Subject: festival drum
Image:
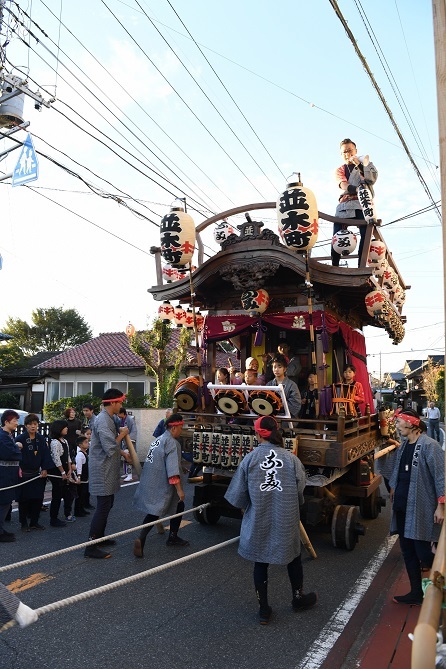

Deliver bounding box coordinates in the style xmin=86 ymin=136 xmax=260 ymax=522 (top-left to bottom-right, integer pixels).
xmin=331 ymin=383 xmax=356 ymax=417
xmin=214 ymin=388 xmax=247 ymax=415
xmin=248 ymin=389 xmax=283 ymax=416
xmin=174 ymin=377 xmax=200 ymax=411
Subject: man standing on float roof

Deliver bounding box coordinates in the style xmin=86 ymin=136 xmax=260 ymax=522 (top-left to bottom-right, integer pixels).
xmin=332 ymin=138 xmax=378 ymax=267
xmin=84 ymin=388 xmax=132 ymax=560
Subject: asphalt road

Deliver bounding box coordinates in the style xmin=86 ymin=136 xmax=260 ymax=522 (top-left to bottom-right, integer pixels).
xmin=0 ymin=481 xmax=393 ymax=669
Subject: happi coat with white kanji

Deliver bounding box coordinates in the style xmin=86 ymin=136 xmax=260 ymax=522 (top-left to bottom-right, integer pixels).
xmin=133 ymin=430 xmax=182 ymax=517
xmin=389 ymin=432 xmax=445 ymax=542
xmin=225 ymin=442 xmax=306 ymax=564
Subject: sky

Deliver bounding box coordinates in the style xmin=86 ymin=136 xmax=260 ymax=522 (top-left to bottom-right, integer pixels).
xmin=0 ymin=0 xmax=443 ymax=378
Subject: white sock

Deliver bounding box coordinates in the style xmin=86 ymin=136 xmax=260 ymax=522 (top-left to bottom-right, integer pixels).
xmin=14 ymin=602 xmax=38 ymax=628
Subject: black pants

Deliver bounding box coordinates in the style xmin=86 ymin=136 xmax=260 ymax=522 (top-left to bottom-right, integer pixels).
xmin=253 ymin=554 xmax=303 ymax=590
xmin=88 ymin=494 xmax=114 ymax=539
xmin=74 ymin=480 xmax=89 ymax=514
xmin=331 ymin=210 xmax=366 ymax=267
xmin=50 ymin=478 xmax=73 ymax=520
xmin=395 ymin=510 xmax=434 ymax=592
xmin=19 ymin=498 xmax=43 ymax=526
xmin=139 ymin=501 xmax=184 ymax=543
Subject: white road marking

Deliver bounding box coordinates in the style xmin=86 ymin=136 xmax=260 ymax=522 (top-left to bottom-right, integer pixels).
xmin=295 ymin=535 xmax=398 ymax=669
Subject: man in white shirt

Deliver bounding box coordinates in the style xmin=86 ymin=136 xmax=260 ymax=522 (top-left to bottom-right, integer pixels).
xmin=427 ymin=401 xmax=441 ymax=442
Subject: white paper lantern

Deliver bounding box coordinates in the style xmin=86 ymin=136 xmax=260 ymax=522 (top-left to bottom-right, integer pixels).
xmin=173 ymin=305 xmax=187 ymax=327
xmin=158 ymin=300 xmax=175 ymax=324
xmin=213 ymin=219 xmax=238 ymax=244
xmin=368 ymin=240 xmax=387 ymax=263
xmin=332 ymin=229 xmax=357 ymax=256
xmin=277 ymin=175 xmax=318 ymax=251
xmin=383 ymin=268 xmax=398 ymax=290
xmin=369 ymin=258 xmax=388 ymax=278
xmin=160 ymin=200 xmax=196 ymax=267
xmin=365 ymin=290 xmax=387 ymax=316
xmin=241 ymin=289 xmax=270 ymax=316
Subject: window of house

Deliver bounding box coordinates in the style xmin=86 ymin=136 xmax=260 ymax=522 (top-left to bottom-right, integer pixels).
xmin=77 ymin=382 xmax=91 ymax=396
xmin=110 ymin=382 xmax=127 ymax=393
xmin=47 ymin=381 xmax=59 ymax=402
xmin=60 ymin=382 xmax=74 ymax=399
xmin=92 ymin=382 xmax=106 ymax=398
xmin=128 ymin=382 xmax=145 ymax=398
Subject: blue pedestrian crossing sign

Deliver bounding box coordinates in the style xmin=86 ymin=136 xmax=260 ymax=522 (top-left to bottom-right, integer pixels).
xmin=12 ymin=133 xmax=39 ymax=187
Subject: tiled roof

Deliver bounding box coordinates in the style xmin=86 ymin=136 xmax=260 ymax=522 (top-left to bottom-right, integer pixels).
xmin=36 ymin=331 xmax=203 ymax=370
xmin=37 ymin=333 xmax=147 ymax=370
xmin=2 ymin=351 xmax=61 ymax=378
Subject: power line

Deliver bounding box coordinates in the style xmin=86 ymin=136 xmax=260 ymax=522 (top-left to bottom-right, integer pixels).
xmin=100 ymin=0 xmax=268 ymax=200
xmin=328 ymin=0 xmax=441 ymax=222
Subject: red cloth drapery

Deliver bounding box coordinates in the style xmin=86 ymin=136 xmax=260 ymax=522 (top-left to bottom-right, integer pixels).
xmin=338 ymin=322 xmax=374 ymax=414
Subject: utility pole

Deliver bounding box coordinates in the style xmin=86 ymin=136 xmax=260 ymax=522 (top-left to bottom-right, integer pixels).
xmin=0 ymin=0 xmax=54 ymax=182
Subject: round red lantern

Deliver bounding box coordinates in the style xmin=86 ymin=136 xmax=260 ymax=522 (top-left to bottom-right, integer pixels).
xmin=368 ymin=240 xmax=387 ymax=263
xmin=158 ymin=300 xmax=175 ymax=324
xmin=332 ymin=229 xmax=357 ymax=256
xmin=277 ymin=174 xmax=318 ymax=251
xmin=365 ymin=289 xmax=386 ymax=316
xmin=160 ymin=199 xmax=196 ymax=268
xmin=241 ymin=289 xmax=269 ymax=317
xmin=194 ymin=311 xmax=205 ymax=332
xmin=173 ymin=305 xmax=187 ymax=328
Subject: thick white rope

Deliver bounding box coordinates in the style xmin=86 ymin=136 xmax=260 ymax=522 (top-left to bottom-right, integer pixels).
xmin=0 ymin=503 xmax=211 ymax=574
xmin=0 ymin=474 xmax=88 ymax=491
xmin=1 ymin=535 xmax=240 ymax=632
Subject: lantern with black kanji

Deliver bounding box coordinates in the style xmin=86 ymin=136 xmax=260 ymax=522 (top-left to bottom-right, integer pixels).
xmin=332 ymin=229 xmax=357 ymax=256
xmin=213 ymin=219 xmax=238 ymax=245
xmin=369 ymin=258 xmax=388 ymax=278
xmin=160 ymin=199 xmax=196 ymax=268
xmin=365 ymin=289 xmax=386 ymax=316
xmin=368 ymin=240 xmax=387 ymax=263
xmin=277 ymin=174 xmax=318 ymax=251
xmin=158 ymin=300 xmax=175 ymax=324
xmin=383 ymin=268 xmax=398 ymax=291
xmin=241 ymin=289 xmax=269 ymax=317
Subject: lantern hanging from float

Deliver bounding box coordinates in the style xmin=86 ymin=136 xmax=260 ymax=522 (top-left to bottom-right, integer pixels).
xmin=241 ymin=289 xmax=269 ymax=317
xmin=158 ymin=300 xmax=175 ymax=324
xmin=213 ymin=219 xmax=238 ymax=245
xmin=332 ymin=229 xmax=357 ymax=256
xmin=183 ymin=308 xmax=194 ymax=330
xmin=368 ymin=240 xmax=387 ymax=263
xmin=382 ymin=268 xmax=398 ymax=291
xmin=394 ymin=289 xmax=406 ymax=307
xmin=173 ymin=305 xmax=187 ymax=328
xmin=369 ymin=258 xmax=388 ymax=278
xmin=277 ymin=173 xmax=318 ymax=251
xmin=125 ymin=323 xmax=135 ymax=337
xmin=160 ymin=198 xmax=196 ymax=268
xmin=357 ymin=183 xmax=377 ymax=223
xmin=365 ymin=289 xmax=386 ymax=316
xmin=162 ymin=264 xmax=182 ymax=283
xmin=195 ymin=311 xmax=205 ymax=332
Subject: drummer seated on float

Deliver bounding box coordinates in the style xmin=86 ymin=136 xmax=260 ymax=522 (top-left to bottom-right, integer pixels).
xmin=343 ymin=364 xmax=365 ymax=415
xmin=245 ymin=357 xmax=265 ymax=385
xmin=243 ymin=369 xmax=258 ymax=387
xmin=266 ymin=354 xmax=301 ymax=419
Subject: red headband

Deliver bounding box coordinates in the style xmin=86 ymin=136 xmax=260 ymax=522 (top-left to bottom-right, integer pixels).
xmin=394 ymin=410 xmax=420 ymax=427
xmin=102 ymin=394 xmax=126 ymax=404
xmin=254 ymin=416 xmax=278 ymax=438
xmin=168 ymin=420 xmax=184 ymax=427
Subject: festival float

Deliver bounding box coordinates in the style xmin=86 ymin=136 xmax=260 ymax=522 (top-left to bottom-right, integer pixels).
xmin=148 ymin=181 xmax=408 ymax=551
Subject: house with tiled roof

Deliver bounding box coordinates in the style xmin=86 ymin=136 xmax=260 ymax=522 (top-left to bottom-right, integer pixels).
xmin=36 ymin=331 xmax=233 ymax=405
xmin=1 ymin=351 xmax=60 ymax=413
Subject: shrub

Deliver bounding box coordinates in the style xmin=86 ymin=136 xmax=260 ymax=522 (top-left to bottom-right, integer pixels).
xmin=0 ymin=392 xmax=20 ymax=409
xmin=43 ymin=393 xmax=102 ymax=422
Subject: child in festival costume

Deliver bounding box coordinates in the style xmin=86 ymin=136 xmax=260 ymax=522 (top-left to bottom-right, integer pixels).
xmin=343 ymin=364 xmax=365 ymax=415
xmin=74 ymin=435 xmax=90 ymax=517
xmin=224 ymin=415 xmax=317 ymax=624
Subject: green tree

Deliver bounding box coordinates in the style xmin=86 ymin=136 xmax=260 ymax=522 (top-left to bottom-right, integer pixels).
xmin=0 ymin=342 xmax=27 ymax=371
xmin=0 ymin=391 xmax=20 ymax=408
xmin=436 ymin=367 xmax=445 ymax=419
xmin=128 ymin=320 xmax=192 ymax=408
xmin=3 ymin=308 xmax=93 ymax=355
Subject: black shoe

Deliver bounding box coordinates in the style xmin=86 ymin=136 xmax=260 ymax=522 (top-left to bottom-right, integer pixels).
xmin=98 ymin=538 xmax=116 ymax=547
xmin=259 ymin=606 xmax=273 ymax=625
xmin=29 ymin=524 xmax=45 ymax=530
xmin=292 ymin=591 xmax=318 ymax=611
xmin=41 ymin=505 xmax=48 ymax=512
xmin=393 ymin=592 xmax=423 ymax=605
xmin=166 ymin=535 xmax=190 ymax=547
xmin=21 ymin=524 xmax=30 ymax=532
xmin=133 ymin=538 xmax=144 ymax=558
xmin=0 ymin=532 xmax=16 ymax=542
xmin=84 ymin=504 xmax=95 ymax=510
xmin=50 ymin=519 xmax=67 ymax=528
xmin=84 ymin=545 xmax=111 ymax=559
